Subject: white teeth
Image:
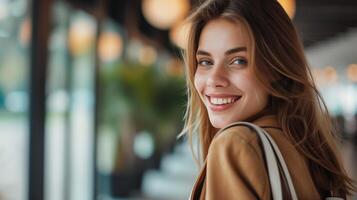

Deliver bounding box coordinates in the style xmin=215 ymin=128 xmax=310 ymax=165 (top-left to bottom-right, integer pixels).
xmin=209 ymin=97 xmax=238 ymax=105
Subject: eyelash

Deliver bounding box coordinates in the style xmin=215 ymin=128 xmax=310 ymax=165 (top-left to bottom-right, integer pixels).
xmin=231 ymin=58 xmax=248 ymax=65
xmin=197 ymin=59 xmax=213 ymax=66
xmin=197 ymin=57 xmax=248 ymax=66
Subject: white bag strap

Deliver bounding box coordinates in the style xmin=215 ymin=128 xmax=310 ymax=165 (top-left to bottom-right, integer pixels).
xmin=260 ymin=128 xmax=344 ymax=200
xmin=260 ymin=127 xmax=298 ymax=200
xmin=218 ymin=122 xmax=297 ymax=200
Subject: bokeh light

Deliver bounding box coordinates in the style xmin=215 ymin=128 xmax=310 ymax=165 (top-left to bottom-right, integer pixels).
xmin=324 ymin=66 xmax=338 ymax=84
xmin=165 ymin=57 xmax=184 ymax=77
xmin=19 ymin=17 xmax=31 ymax=46
xmin=68 ymin=16 xmax=96 ymax=56
xmin=98 ymin=31 xmax=123 ymax=63
xmin=277 ymin=0 xmax=296 ymax=19
xmin=133 ymin=131 xmax=155 ymax=159
xmin=138 ymin=45 xmax=157 ymax=66
xmin=169 ymin=20 xmax=191 ymax=49
xmin=347 ymin=64 xmax=357 ymax=82
xmin=141 ymin=0 xmax=190 ymax=30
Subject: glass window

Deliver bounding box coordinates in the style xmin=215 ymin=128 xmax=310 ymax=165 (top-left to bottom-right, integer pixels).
xmin=45 ymin=1 xmax=96 ymax=200
xmin=0 ymin=0 xmax=30 ymax=199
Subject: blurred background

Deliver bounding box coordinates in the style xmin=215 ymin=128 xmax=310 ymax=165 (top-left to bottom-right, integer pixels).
xmin=0 ymin=0 xmax=356 ymax=200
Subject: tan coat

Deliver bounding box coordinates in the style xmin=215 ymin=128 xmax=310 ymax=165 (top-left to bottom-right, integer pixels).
xmin=190 ymin=115 xmax=321 ymax=200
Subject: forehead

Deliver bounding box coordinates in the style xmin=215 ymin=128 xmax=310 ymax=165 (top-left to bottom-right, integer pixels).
xmin=197 ymin=18 xmax=250 ymax=53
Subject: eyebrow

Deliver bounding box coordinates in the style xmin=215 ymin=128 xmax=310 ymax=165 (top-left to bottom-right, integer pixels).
xmin=196 ymin=46 xmax=247 ymax=56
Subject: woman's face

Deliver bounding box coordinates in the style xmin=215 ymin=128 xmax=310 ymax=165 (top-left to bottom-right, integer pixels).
xmin=194 ymin=18 xmax=269 ymax=128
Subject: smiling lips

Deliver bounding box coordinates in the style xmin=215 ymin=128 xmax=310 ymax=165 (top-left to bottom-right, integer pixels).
xmin=205 ymin=94 xmax=241 ymax=111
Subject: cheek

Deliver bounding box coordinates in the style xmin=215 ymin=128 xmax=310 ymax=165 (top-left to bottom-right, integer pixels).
xmin=194 ymin=72 xmax=204 ymax=93
xmin=247 ymin=80 xmax=269 ymax=105
xmin=233 ymin=74 xmax=268 ymax=101
xmin=231 ymin=74 xmax=252 ymax=91
xmin=252 ymin=89 xmax=269 ymax=105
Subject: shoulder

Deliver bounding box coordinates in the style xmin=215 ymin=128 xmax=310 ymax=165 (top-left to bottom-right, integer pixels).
xmin=205 ymin=124 xmax=271 ymax=198
xmin=208 ymin=125 xmax=261 ymax=158
xmin=211 ymin=124 xmax=259 ymax=149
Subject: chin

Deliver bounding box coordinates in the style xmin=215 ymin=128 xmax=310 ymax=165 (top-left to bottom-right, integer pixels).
xmin=209 ymin=116 xmax=232 ymax=129
xmin=208 ymin=112 xmax=249 ymax=129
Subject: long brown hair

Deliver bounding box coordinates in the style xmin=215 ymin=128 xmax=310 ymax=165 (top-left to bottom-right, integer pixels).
xmin=179 ymin=0 xmax=356 ymax=198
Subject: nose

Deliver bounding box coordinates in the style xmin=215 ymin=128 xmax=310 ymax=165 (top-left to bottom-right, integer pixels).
xmin=206 ymin=66 xmax=229 ymax=88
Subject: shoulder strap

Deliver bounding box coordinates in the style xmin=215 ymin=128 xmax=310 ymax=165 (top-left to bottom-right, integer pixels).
xmin=218 ymin=121 xmax=298 ymax=200
xmin=260 ymin=127 xmax=298 ymax=200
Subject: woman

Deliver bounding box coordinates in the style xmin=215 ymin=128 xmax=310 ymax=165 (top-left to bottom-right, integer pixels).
xmin=179 ymin=0 xmax=356 ymax=199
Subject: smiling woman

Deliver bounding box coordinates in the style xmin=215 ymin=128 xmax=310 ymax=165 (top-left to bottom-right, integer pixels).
xmin=179 ymin=0 xmax=357 ymax=199
xmin=194 ymin=18 xmax=269 ymax=129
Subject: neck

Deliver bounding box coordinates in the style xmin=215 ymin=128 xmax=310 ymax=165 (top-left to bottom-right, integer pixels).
xmin=245 ymin=107 xmax=274 ymax=123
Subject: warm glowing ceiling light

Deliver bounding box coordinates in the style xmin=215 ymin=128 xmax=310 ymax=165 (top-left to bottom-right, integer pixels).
xmin=138 ymin=45 xmax=157 ymax=66
xmin=324 ymin=66 xmax=338 ymax=84
xmin=170 ymin=20 xmax=191 ymax=49
xmin=347 ymin=64 xmax=357 ymax=82
xmin=19 ymin=18 xmax=31 ymax=46
xmin=166 ymin=57 xmax=184 ymax=77
xmin=312 ymin=68 xmax=324 ymax=86
xmin=98 ymin=31 xmax=123 ymax=63
xmin=142 ymin=0 xmax=190 ymax=30
xmin=277 ymin=0 xmax=296 ymax=19
xmin=68 ymin=18 xmax=96 ymax=56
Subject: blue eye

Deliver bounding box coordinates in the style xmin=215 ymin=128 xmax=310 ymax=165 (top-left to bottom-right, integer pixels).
xmin=231 ymin=58 xmax=248 ymax=65
xmin=198 ymin=60 xmax=213 ymax=66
